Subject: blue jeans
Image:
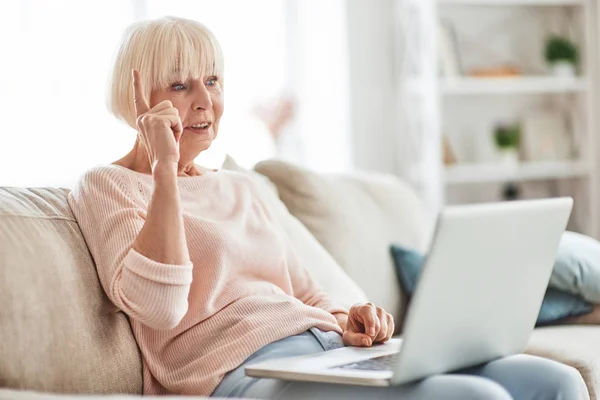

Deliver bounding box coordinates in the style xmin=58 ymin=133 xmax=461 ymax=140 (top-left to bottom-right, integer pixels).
xmin=212 ymin=329 xmax=588 ymax=400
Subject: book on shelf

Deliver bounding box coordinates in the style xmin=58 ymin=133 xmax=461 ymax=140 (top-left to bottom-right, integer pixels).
xmin=437 ymin=20 xmax=463 ymax=78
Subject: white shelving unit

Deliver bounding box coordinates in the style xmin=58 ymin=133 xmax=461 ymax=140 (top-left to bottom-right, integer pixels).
xmin=397 ymin=0 xmax=598 ymax=237
xmin=439 ymin=0 xmax=598 ymax=237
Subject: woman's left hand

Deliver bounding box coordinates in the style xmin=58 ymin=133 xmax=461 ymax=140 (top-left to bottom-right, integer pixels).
xmin=340 ymin=303 xmax=395 ymax=347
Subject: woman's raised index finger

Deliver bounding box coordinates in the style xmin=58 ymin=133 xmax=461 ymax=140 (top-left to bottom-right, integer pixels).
xmin=132 ymin=69 xmax=150 ymax=115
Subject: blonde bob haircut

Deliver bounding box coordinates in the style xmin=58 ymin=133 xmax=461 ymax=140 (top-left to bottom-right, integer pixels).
xmin=109 ymin=16 xmax=224 ymax=129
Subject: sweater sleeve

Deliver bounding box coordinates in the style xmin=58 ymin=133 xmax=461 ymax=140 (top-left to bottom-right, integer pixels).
xmin=284 ymin=238 xmax=348 ymax=316
xmin=68 ymin=167 xmax=193 ymax=330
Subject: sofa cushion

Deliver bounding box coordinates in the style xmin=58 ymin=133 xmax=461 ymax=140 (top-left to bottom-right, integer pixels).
xmin=527 ymin=326 xmax=600 ymax=400
xmin=223 ymin=156 xmax=368 ymax=309
xmin=0 ymin=187 xmax=142 ymax=394
xmin=254 ymin=160 xmax=429 ymax=321
xmin=0 ymin=388 xmax=229 ymax=400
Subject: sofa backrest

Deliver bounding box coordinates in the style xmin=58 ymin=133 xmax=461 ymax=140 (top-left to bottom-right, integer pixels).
xmin=223 ymin=155 xmax=369 ymax=308
xmin=0 ymin=187 xmax=142 ymax=394
xmin=255 ymin=160 xmax=431 ymax=323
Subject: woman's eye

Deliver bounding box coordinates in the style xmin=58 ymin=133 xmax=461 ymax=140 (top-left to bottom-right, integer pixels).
xmin=206 ymin=77 xmax=218 ymax=87
xmin=171 ymin=83 xmax=186 ymax=91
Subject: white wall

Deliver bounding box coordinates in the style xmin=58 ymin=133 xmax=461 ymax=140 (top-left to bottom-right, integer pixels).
xmin=343 ymin=0 xmax=444 ymax=219
xmin=283 ymin=0 xmax=352 ymax=173
xmin=345 ymin=0 xmax=399 ymax=174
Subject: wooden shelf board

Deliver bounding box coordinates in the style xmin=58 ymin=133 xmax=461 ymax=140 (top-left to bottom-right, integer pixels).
xmin=442 ymin=77 xmax=587 ymax=95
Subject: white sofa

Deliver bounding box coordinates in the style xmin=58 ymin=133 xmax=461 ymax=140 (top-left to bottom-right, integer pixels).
xmin=0 ymin=158 xmax=598 ymax=399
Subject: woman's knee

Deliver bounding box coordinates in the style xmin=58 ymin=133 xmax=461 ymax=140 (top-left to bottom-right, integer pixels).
xmin=494 ymin=354 xmax=588 ymax=400
xmin=412 ymin=375 xmax=513 ymax=400
xmin=535 ymin=360 xmax=588 ymax=400
xmin=454 ymin=377 xmax=513 ymax=400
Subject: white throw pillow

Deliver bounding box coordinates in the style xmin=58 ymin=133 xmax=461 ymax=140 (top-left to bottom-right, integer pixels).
xmin=254 ymin=159 xmax=429 ymax=321
xmin=222 ymin=155 xmax=368 ymax=309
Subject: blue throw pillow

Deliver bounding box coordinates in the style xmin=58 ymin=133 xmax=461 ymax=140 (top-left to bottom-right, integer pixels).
xmin=390 ymin=244 xmax=423 ymax=296
xmin=389 ymin=243 xmax=593 ymax=326
xmin=551 ymin=231 xmax=600 ymax=303
xmin=538 ymin=288 xmax=594 ymax=325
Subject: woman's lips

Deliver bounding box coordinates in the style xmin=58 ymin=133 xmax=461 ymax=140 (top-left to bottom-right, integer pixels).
xmin=185 ymin=122 xmax=212 ymax=135
xmin=186 ymin=126 xmax=209 ymax=133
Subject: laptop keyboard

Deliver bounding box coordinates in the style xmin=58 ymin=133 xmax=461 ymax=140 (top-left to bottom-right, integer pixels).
xmin=334 ymin=353 xmax=399 ymax=371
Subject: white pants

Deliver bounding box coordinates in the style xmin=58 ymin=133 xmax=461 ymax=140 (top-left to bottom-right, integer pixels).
xmin=212 ymin=330 xmax=588 ymax=400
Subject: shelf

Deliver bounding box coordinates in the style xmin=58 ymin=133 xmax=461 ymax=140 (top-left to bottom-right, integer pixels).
xmin=445 ymin=161 xmax=589 ymax=184
xmin=442 ymin=77 xmax=587 ymax=95
xmin=438 ymin=0 xmax=585 ymax=5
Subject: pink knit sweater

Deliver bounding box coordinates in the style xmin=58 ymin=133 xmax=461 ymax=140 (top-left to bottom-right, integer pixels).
xmin=68 ymin=165 xmax=345 ymax=396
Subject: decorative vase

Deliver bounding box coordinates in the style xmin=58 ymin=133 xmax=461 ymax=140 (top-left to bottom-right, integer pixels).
xmin=498 ymin=148 xmax=519 ymax=166
xmin=550 ymin=61 xmax=576 ymax=78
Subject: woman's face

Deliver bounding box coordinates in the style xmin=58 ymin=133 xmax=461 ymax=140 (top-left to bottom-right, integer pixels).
xmin=149 ymin=74 xmax=223 ymax=160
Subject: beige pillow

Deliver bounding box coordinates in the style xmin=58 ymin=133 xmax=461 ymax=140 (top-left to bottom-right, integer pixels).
xmin=0 ymin=187 xmax=142 ymax=394
xmin=222 ymin=155 xmax=368 ymax=309
xmin=254 ymin=160 xmax=429 ymax=322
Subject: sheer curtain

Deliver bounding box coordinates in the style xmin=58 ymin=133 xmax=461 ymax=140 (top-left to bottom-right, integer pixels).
xmin=0 ymin=0 xmax=352 ymax=187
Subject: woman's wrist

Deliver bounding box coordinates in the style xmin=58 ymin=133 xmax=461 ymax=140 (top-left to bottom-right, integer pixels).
xmin=333 ymin=312 xmax=348 ymax=332
xmin=152 ymin=161 xmax=178 ymax=181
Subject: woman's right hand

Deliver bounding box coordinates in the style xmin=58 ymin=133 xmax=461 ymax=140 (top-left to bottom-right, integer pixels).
xmin=132 ymin=69 xmax=183 ymax=168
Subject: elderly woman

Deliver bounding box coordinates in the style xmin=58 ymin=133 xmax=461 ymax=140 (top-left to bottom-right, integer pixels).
xmin=68 ymin=16 xmax=586 ymax=400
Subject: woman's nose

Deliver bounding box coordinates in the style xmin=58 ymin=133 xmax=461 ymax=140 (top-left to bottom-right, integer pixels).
xmin=192 ymin=85 xmax=213 ymax=111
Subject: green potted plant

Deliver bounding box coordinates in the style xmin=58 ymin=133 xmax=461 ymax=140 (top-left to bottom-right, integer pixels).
xmin=544 ymin=36 xmax=578 ymax=77
xmin=494 ymin=123 xmax=520 ymax=165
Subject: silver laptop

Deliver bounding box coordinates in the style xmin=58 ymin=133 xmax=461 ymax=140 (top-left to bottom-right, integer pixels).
xmin=246 ymin=197 xmax=573 ymax=387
